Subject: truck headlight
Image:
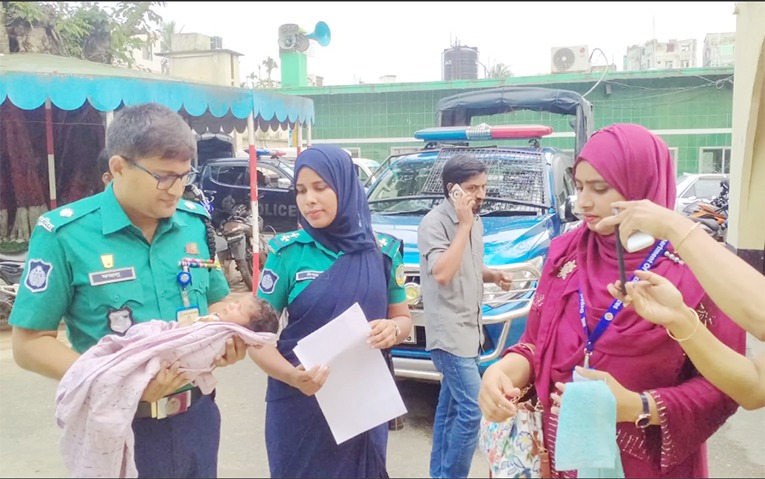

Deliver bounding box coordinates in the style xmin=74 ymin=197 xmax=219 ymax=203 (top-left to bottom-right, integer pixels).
xmin=483 ymin=256 xmax=544 ymax=309
xmin=404 ymin=282 xmax=422 ymax=306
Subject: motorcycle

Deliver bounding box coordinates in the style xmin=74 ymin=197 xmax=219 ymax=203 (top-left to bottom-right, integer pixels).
xmin=219 ymin=204 xmax=257 ymax=290
xmin=682 ymin=178 xmax=729 ymax=242
xmin=0 ymin=253 xmax=25 ymax=330
xmin=183 ymin=185 xmax=270 ymax=290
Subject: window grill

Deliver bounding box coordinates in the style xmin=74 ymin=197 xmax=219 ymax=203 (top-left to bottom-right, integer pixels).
xmin=418 ymin=147 xmax=547 ymax=213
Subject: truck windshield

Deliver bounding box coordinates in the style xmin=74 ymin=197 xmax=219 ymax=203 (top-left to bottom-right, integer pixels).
xmin=367 ymin=148 xmax=550 ymax=215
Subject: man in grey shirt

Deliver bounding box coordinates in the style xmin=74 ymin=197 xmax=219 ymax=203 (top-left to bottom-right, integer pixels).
xmin=418 ymin=154 xmax=513 ymax=478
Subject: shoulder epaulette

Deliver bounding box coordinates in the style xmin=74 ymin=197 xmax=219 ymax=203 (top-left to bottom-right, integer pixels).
xmin=34 ymin=195 xmax=101 ymax=233
xmin=177 ymin=199 xmax=211 ymax=219
xmin=375 ymin=232 xmax=403 ymax=258
xmin=267 ymin=229 xmax=310 ymax=253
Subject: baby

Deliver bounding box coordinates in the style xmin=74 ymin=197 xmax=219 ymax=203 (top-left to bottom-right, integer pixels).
xmin=55 ymin=295 xmax=279 ymax=479
xmin=192 ymin=295 xmax=279 ymax=334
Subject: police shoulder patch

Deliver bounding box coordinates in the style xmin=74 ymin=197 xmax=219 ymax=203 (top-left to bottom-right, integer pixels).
xmin=395 ymin=264 xmax=406 ymax=287
xmin=24 ymin=259 xmax=53 ymax=293
xmin=177 ymin=199 xmax=211 ymax=219
xmin=259 ymin=268 xmax=279 ymax=294
xmin=376 ymin=232 xmax=402 ymax=258
xmin=268 ymin=229 xmax=309 ymax=253
xmin=38 ymin=197 xmax=100 ymax=233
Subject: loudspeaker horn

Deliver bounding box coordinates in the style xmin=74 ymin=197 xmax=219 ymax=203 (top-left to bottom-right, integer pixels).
xmin=305 ymin=21 xmax=331 ymax=47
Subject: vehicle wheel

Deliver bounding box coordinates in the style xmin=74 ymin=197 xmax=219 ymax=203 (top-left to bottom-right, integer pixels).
xmin=235 ymin=237 xmax=255 ymax=290
xmin=0 ymin=307 xmax=10 ymax=330
xmin=236 ymin=258 xmax=253 ymax=290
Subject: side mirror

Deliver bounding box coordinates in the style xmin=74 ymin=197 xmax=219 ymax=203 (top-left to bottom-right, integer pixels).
xmin=276 ymin=178 xmax=292 ymax=189
xmin=559 ymin=195 xmax=580 ymax=223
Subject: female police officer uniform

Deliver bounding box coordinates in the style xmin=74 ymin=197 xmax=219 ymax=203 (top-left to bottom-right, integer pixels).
xmin=10 ymin=183 xmax=230 ymax=478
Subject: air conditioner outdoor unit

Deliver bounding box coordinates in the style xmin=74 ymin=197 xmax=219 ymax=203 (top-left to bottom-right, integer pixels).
xmin=551 ymin=46 xmax=591 ymax=73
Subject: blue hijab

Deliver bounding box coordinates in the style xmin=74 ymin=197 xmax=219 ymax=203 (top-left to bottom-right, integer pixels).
xmin=273 ymin=143 xmax=391 ymax=374
xmin=294 ymin=145 xmax=377 ymax=254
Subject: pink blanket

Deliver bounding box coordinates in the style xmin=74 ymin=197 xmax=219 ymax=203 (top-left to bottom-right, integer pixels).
xmin=55 ymin=320 xmax=276 ymax=478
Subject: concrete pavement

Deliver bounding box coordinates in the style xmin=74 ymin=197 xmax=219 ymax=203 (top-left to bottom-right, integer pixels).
xmin=0 ymin=278 xmax=763 ymax=477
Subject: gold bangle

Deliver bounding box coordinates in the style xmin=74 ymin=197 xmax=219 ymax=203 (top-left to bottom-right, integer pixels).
xmin=666 ymin=308 xmax=701 ymax=342
xmin=674 ymin=222 xmax=701 ymax=254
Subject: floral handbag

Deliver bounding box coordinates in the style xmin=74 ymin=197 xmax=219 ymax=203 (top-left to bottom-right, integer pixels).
xmin=478 ymin=390 xmax=551 ymax=478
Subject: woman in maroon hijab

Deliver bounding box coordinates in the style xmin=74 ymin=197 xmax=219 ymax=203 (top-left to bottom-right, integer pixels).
xmin=478 ymin=123 xmax=746 ymax=478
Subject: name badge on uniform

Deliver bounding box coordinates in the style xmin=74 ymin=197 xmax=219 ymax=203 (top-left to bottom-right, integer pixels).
xmin=295 ymin=271 xmax=322 ymax=282
xmin=176 ymin=306 xmax=201 ymax=324
xmin=89 ymin=267 xmax=137 ymax=286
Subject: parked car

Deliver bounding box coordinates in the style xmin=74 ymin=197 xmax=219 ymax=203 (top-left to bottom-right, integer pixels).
xmin=367 ymin=86 xmax=593 ymax=382
xmin=196 ymin=155 xmax=299 ymax=233
xmin=196 ymin=132 xmax=237 ymax=164
xmin=675 ymin=173 xmax=729 ymax=213
xmin=270 ymin=147 xmax=379 ymax=184
xmin=204 ymin=149 xmax=379 ymax=231
xmin=354 ymin=157 xmax=382 ymax=185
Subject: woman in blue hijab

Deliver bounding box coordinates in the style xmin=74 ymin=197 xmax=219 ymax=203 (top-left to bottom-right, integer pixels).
xmin=252 ymin=145 xmax=412 ymax=478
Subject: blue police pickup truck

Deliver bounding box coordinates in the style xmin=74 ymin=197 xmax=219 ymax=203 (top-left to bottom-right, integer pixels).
xmin=367 ymin=86 xmax=592 ymax=382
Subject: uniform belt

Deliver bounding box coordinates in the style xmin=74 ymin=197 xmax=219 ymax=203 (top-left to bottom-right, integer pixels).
xmin=135 ymin=386 xmax=209 ymax=420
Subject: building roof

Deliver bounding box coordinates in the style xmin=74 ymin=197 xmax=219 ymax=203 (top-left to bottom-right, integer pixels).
xmin=155 ymin=49 xmax=244 ymax=57
xmin=274 ymin=66 xmax=735 ymax=96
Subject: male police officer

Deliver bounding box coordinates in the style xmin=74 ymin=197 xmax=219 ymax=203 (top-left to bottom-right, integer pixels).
xmin=9 ymin=103 xmax=247 ymax=478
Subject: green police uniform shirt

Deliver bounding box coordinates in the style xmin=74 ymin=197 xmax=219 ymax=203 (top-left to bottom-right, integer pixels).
xmin=257 ymin=229 xmax=406 ymax=312
xmin=9 ymin=184 xmax=230 ymax=354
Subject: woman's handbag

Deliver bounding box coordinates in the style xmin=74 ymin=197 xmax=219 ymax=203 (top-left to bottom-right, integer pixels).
xmin=478 ymin=388 xmax=551 ymax=478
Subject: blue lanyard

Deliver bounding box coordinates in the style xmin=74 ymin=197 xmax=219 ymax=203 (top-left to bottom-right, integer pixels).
xmin=578 ymin=240 xmax=669 ymax=368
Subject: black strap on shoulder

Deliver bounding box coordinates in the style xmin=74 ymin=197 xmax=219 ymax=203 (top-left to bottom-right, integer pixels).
xmin=202 ymin=217 xmax=216 ymax=260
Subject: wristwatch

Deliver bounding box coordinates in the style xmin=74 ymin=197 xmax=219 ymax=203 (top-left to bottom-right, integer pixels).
xmin=634 ymin=392 xmax=651 ymax=429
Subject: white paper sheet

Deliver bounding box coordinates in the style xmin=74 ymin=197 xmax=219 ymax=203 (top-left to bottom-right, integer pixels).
xmin=292 ymin=302 xmax=408 ymax=445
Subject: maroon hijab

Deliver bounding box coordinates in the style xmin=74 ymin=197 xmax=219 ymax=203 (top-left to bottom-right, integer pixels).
xmin=575 ymin=123 xmax=681 ymax=323
xmin=531 ymin=123 xmax=706 ymax=407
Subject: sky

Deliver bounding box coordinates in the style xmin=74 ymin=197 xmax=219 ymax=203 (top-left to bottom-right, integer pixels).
xmin=156 ymin=1 xmax=738 ymax=86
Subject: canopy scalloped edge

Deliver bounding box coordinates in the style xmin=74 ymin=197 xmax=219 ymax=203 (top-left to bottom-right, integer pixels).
xmin=0 ymin=71 xmax=314 ymax=130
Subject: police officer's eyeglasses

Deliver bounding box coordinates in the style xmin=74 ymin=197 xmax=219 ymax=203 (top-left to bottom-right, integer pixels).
xmin=121 ymin=156 xmax=198 ymax=191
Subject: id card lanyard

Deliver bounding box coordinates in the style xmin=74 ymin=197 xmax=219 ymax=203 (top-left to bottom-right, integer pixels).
xmin=175 ymin=258 xmax=222 ymax=322
xmin=578 ymin=240 xmax=669 ymax=368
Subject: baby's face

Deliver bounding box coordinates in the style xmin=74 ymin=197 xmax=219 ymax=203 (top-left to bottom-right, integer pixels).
xmin=215 ymin=296 xmax=279 ymax=333
xmin=217 ymin=297 xmax=257 ymax=326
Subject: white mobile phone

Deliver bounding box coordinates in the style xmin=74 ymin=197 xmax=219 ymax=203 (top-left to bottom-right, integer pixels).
xmin=450 ymin=184 xmax=465 ymax=201
xmin=626 ymin=231 xmax=656 ymax=253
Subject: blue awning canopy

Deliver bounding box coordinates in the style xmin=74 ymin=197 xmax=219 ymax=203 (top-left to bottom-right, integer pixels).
xmin=0 ymin=53 xmax=314 ymax=133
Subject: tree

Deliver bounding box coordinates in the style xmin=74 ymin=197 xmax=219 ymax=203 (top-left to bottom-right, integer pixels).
xmin=487 ymin=62 xmax=513 ymax=79
xmin=159 ymin=19 xmax=183 ymax=74
xmin=242 ymin=58 xmax=281 ymax=90
xmin=241 ymin=70 xmax=259 ymax=89
xmin=262 ymin=56 xmax=278 ymax=86
xmin=4 ymin=2 xmax=164 ymax=66
xmin=0 ymin=1 xmax=165 ymax=249
xmin=0 ymin=2 xmax=10 ymax=54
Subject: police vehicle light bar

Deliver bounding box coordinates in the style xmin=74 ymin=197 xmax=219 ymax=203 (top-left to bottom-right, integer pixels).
xmin=256 ymin=148 xmax=286 ymax=157
xmin=414 ymin=124 xmax=554 ymax=142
